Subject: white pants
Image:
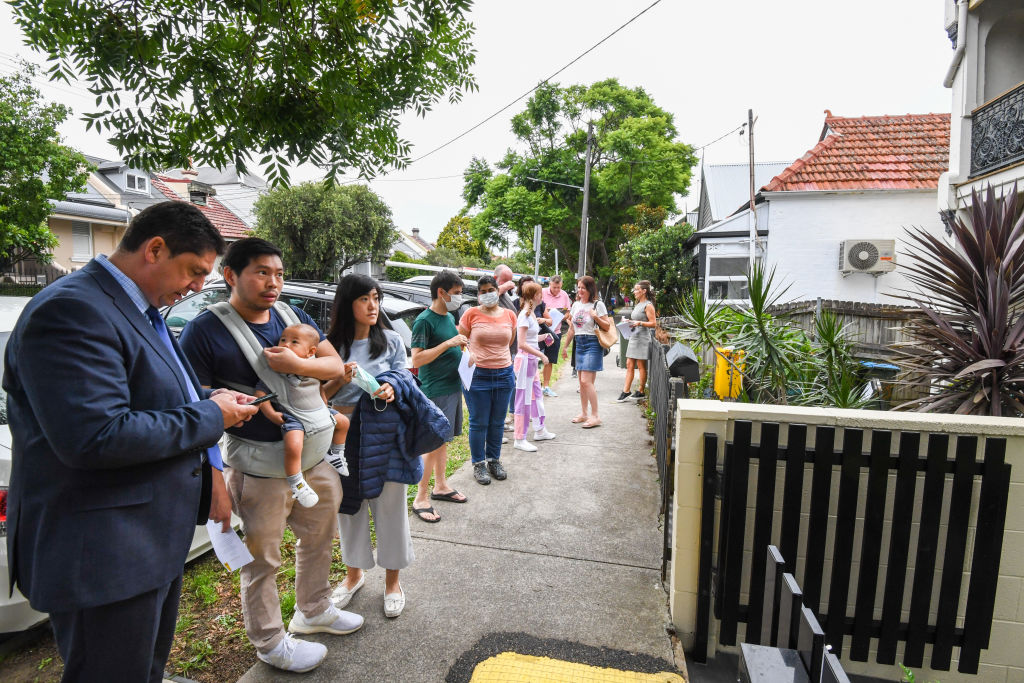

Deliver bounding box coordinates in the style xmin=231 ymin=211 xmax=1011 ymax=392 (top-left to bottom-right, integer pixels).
xmin=337 ymin=481 xmax=415 ymax=571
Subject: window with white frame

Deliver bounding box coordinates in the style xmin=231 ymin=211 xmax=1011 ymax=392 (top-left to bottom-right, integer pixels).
xmin=705 ymin=248 xmax=762 ymax=302
xmin=71 ymin=221 xmax=93 ymax=262
xmin=125 ymin=173 xmax=149 ymax=193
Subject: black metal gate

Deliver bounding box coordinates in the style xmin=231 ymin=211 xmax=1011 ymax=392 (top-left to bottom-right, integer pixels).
xmin=694 ymin=421 xmax=1012 ymax=673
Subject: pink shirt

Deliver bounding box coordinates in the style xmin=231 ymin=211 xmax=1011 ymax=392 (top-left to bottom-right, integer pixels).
xmin=542 ymin=287 xmax=571 ymax=311
xmin=459 ymin=307 xmax=518 ymax=368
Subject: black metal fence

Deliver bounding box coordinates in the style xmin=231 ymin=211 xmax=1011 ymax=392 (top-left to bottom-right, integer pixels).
xmin=695 ymin=421 xmax=1012 ymax=674
xmin=648 ymin=341 xmax=686 ymax=581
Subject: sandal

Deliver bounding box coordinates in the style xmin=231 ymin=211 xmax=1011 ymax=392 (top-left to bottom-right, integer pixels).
xmin=582 ymin=418 xmax=602 ymax=429
xmin=430 ymin=489 xmax=468 ymax=503
xmin=571 ymin=415 xmax=589 ymax=424
xmin=412 ymin=506 xmax=440 ymax=523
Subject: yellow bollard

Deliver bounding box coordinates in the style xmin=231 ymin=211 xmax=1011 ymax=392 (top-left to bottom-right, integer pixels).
xmin=714 ymin=347 xmax=745 ymax=399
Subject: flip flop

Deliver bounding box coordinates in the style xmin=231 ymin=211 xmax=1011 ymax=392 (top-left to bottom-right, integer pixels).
xmin=412 ymin=506 xmax=440 ymax=523
xmin=582 ymin=418 xmax=602 ymax=429
xmin=571 ymin=415 xmax=589 ymax=424
xmin=431 ymin=490 xmax=468 ymax=504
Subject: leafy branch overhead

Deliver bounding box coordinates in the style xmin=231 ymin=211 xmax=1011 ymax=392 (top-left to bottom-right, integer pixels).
xmin=8 ymin=0 xmax=478 ymax=184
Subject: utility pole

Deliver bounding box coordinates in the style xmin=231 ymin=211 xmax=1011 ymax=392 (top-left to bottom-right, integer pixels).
xmin=533 ymin=224 xmax=542 ymax=276
xmin=747 ymin=108 xmax=757 ymax=272
xmin=577 ymin=121 xmax=594 ymax=278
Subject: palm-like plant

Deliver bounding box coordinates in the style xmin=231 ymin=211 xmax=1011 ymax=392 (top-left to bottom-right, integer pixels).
xmin=731 ymin=264 xmax=805 ymax=403
xmin=896 ymin=185 xmax=1024 ymax=416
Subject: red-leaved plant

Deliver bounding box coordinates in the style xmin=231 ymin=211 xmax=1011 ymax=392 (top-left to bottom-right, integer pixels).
xmin=896 ymin=185 xmax=1024 ymax=416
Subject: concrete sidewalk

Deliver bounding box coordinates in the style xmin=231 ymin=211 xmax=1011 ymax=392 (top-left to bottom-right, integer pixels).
xmin=238 ymin=360 xmax=679 ymax=682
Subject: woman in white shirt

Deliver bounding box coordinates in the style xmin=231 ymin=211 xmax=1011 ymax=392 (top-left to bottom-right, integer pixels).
xmin=561 ymin=275 xmax=612 ymax=429
xmin=512 ymin=281 xmax=556 ymax=451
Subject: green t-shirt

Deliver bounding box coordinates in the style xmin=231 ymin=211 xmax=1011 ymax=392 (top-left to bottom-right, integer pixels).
xmin=410 ymin=308 xmax=462 ymax=398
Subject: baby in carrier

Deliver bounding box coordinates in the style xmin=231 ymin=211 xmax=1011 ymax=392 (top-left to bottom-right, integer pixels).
xmin=253 ymin=323 xmax=350 ymax=507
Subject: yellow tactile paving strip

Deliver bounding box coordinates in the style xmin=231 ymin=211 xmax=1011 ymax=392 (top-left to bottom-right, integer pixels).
xmin=470 ymin=652 xmax=685 ymax=682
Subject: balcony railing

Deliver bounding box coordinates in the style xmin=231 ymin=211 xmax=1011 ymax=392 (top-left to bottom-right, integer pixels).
xmin=971 ymin=81 xmax=1024 ymax=177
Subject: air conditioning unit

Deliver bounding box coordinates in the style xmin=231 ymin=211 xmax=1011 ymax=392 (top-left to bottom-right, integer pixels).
xmin=838 ymin=239 xmax=896 ymax=274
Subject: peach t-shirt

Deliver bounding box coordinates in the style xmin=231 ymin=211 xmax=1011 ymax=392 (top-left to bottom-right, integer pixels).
xmin=459 ymin=307 xmax=517 ymax=368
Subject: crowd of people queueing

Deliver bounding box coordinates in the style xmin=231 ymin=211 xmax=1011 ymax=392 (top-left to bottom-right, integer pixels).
xmin=2 ymin=200 xmax=660 ymax=679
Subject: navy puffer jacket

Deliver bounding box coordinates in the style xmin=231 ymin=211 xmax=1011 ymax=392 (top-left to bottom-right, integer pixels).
xmin=339 ymin=369 xmax=451 ymax=514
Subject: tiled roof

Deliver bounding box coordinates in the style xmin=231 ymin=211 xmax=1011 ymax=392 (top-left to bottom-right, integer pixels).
xmin=762 ymin=112 xmax=950 ymax=192
xmin=151 ymin=176 xmax=251 ymax=240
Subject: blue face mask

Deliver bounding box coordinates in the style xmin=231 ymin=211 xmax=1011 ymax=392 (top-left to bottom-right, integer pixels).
xmin=479 ymin=291 xmax=499 ymax=307
xmin=351 ymin=364 xmax=381 ymax=396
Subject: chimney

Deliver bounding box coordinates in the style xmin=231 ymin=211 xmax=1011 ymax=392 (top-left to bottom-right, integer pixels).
xmin=412 ymin=228 xmax=420 ymax=238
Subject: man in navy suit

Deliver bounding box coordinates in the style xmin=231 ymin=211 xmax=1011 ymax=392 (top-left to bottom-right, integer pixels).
xmin=3 ymin=202 xmax=258 ymax=682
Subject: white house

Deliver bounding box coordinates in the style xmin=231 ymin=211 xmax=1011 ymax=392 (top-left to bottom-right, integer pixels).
xmin=940 ymin=0 xmax=1024 ymax=215
xmin=690 ymin=112 xmax=951 ymax=305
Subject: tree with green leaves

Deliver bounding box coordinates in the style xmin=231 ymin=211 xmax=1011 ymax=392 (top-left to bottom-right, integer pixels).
xmin=0 ymin=66 xmax=90 ymax=269
xmin=253 ymin=182 xmax=397 ymax=280
xmin=462 ymin=79 xmax=696 ymax=281
xmin=9 ymin=0 xmax=477 ymax=184
xmin=614 ymin=205 xmax=694 ymax=302
xmin=436 ymin=215 xmax=488 ymax=262
xmin=426 ymin=247 xmax=486 ymax=269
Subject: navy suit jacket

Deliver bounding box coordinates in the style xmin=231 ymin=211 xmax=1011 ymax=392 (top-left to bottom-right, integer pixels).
xmin=3 ymin=260 xmax=225 ymax=612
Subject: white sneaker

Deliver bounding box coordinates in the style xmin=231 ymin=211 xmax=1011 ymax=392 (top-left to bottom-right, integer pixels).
xmin=503 ymin=421 xmax=514 ymax=432
xmin=291 ymin=480 xmax=319 ymax=508
xmin=513 ymin=439 xmax=538 ymax=452
xmin=384 ymin=586 xmax=406 ymax=618
xmin=257 ymin=633 xmax=327 ymax=673
xmin=533 ymin=429 xmax=557 ymax=441
xmin=501 ymin=436 xmax=508 ymax=444
xmin=326 ymin=450 xmax=349 ymax=476
xmin=288 ymin=603 xmax=364 ymax=635
xmin=331 ymin=574 xmax=365 ymax=608
xmin=542 ymin=386 xmax=558 ymax=397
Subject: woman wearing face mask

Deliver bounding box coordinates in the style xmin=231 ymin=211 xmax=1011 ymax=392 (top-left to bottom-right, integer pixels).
xmin=457 ymin=275 xmax=518 ymax=485
xmin=561 ymin=276 xmax=611 ymax=429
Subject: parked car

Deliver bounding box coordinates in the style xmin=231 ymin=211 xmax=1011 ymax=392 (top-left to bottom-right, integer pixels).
xmin=162 ymin=279 xmax=427 ymax=359
xmin=403 ymin=274 xmax=479 ymax=296
xmin=0 ymin=295 xmax=239 ymax=635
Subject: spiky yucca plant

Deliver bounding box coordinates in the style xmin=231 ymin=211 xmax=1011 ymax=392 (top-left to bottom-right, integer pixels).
xmin=896 ymin=185 xmax=1024 ymax=416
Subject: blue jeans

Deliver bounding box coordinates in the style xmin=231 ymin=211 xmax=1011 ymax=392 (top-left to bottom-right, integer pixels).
xmin=463 ymin=365 xmax=515 ymax=464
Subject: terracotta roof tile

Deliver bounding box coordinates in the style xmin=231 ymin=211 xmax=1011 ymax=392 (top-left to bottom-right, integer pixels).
xmin=150 ymin=176 xmax=250 ymax=240
xmin=762 ymin=113 xmax=950 ymax=192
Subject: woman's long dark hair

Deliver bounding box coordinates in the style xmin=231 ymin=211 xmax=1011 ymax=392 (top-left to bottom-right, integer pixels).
xmin=327 ymin=274 xmax=393 ymax=360
xmin=636 ymin=280 xmax=655 ymax=309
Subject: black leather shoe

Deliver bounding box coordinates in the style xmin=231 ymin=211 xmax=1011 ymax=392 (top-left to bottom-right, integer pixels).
xmin=473 ymin=462 xmax=491 ymax=485
xmin=487 ymin=459 xmax=507 ymax=480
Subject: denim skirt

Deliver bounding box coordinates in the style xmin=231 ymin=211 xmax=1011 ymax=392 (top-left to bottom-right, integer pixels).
xmin=575 ymin=334 xmax=603 ymax=372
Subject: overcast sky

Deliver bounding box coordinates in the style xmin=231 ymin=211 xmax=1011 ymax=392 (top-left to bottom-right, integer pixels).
xmin=0 ymin=1 xmax=955 ymax=242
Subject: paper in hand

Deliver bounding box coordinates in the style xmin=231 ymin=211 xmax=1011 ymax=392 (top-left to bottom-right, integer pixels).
xmin=547 ymin=308 xmax=564 ymax=331
xmin=616 ymin=321 xmax=634 ymax=339
xmin=458 ymin=351 xmax=475 ymax=391
xmin=205 ymin=520 xmax=254 ymax=572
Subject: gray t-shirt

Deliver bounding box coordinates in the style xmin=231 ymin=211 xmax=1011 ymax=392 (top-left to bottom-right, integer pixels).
xmin=330 ymin=329 xmax=406 ymax=406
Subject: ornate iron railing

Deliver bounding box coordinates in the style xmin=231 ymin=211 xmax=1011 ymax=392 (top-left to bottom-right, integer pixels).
xmin=971 ymin=81 xmax=1024 ymax=177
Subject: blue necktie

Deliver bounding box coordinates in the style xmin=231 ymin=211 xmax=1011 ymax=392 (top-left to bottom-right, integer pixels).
xmin=146 ymin=306 xmax=223 ymax=469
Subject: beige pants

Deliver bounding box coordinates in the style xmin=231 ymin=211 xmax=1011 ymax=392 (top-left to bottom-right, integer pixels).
xmin=337 ymin=481 xmax=414 ymax=571
xmin=224 ymin=460 xmax=342 ymax=653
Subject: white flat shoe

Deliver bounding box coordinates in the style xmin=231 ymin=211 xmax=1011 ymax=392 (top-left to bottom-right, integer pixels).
xmin=533 ymin=429 xmax=556 ymax=441
xmin=384 ymin=586 xmax=405 ymax=618
xmin=331 ymin=574 xmax=365 ymax=608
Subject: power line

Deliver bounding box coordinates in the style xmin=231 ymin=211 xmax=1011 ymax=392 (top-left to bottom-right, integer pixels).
xmin=407 ymin=0 xmax=665 ymax=165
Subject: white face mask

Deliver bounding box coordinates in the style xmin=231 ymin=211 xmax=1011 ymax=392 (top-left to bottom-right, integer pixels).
xmin=444 ymin=292 xmax=464 ymax=312
xmin=479 ymin=291 xmax=499 ymax=307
